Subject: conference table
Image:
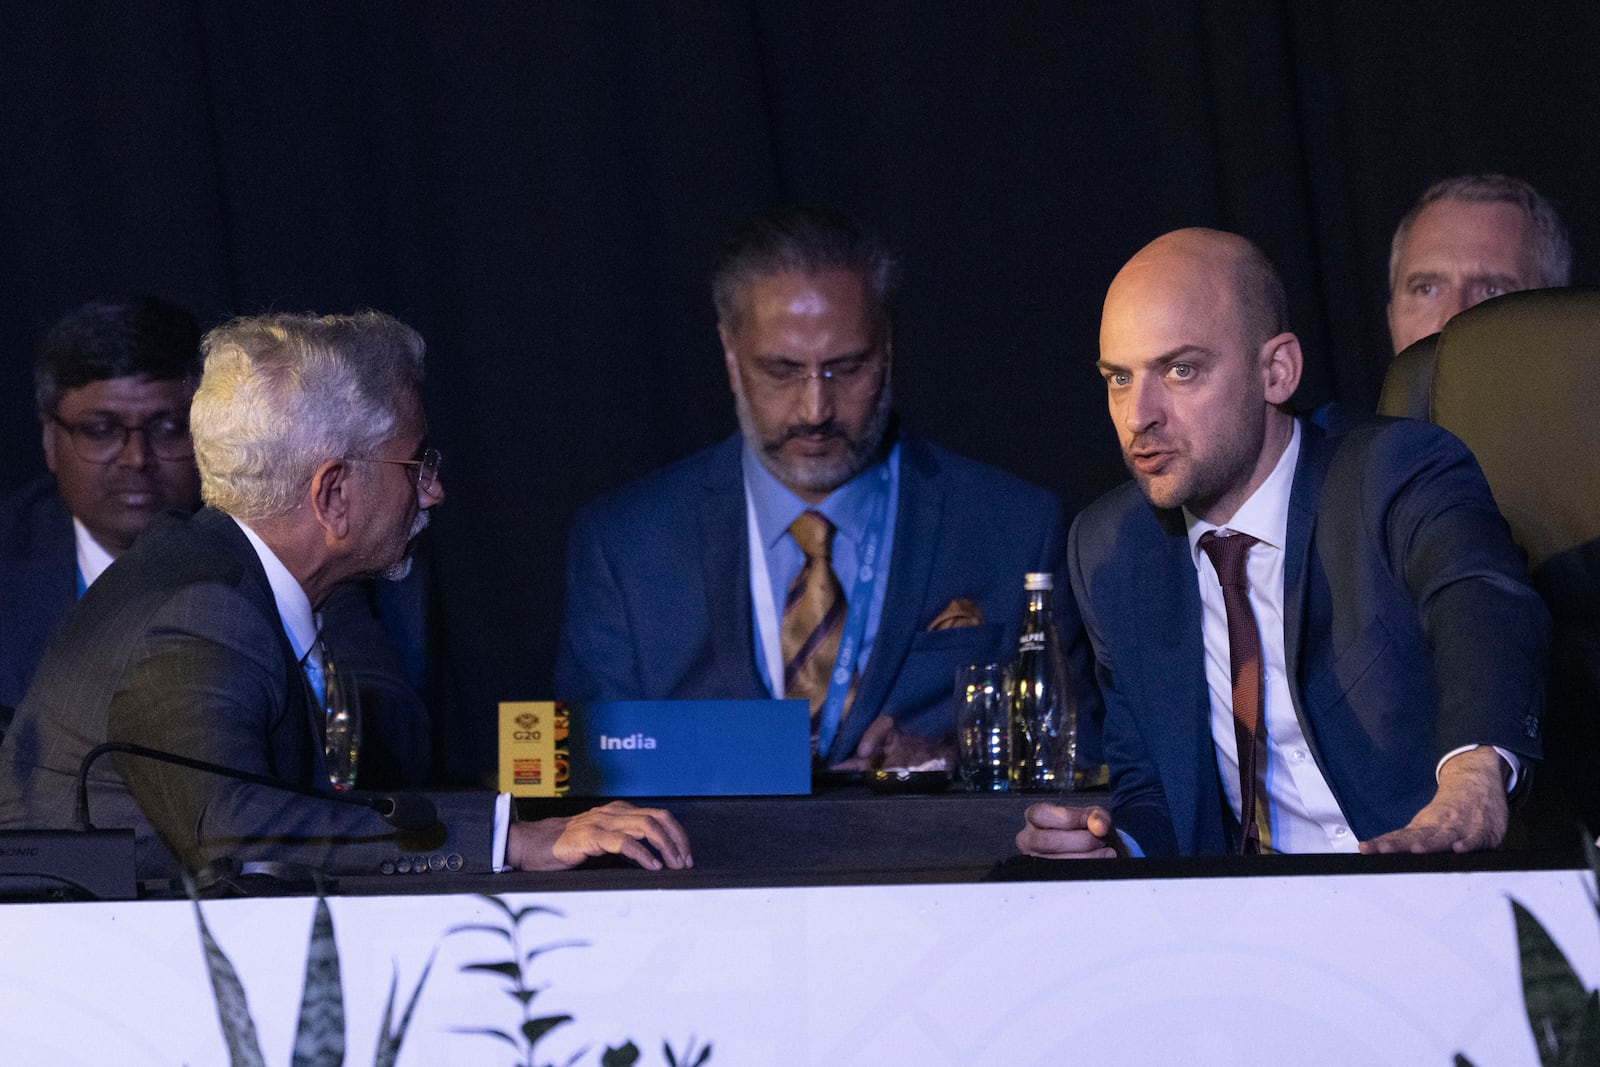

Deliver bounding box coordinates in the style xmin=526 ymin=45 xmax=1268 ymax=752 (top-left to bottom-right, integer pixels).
xmin=348 ymin=778 xmax=1067 ymax=894
xmin=1 ymin=782 xmax=1596 ymax=1065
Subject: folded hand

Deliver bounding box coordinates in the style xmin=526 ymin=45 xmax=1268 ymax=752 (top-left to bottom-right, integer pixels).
xmin=1017 ymin=803 xmax=1124 ymax=859
xmin=510 ymin=800 xmax=694 ymax=871
xmin=828 ymin=713 xmax=954 ymax=771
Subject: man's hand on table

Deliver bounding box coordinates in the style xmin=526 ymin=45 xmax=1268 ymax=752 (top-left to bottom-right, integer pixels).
xmin=507 ymin=800 xmax=694 ymax=871
xmin=827 ymin=713 xmax=955 ymax=772
xmin=1359 ymin=746 xmax=1509 ymax=854
xmin=1017 ymin=803 xmax=1125 ymax=859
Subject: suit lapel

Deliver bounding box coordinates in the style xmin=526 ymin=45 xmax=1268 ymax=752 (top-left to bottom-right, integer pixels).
xmin=1135 ymin=515 xmax=1217 ymax=851
xmin=13 ymin=500 xmax=78 ymax=646
xmin=1281 ymin=418 xmax=1333 ymax=778
xmin=200 ymin=509 xmax=327 ymax=782
xmin=699 ymin=438 xmax=765 ymax=698
xmin=828 ymin=438 xmax=941 ymax=761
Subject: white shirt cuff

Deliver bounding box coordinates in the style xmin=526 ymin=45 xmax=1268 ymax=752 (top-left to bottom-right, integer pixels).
xmin=491 ymin=792 xmax=513 ymax=872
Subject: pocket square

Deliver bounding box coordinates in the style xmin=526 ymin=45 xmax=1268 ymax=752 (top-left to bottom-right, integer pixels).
xmin=926 ymin=597 xmax=983 ymax=631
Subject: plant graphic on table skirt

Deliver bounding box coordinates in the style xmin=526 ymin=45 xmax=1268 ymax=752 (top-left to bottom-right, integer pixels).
xmin=191 ymin=886 xmax=433 ymax=1067
xmin=449 ymin=894 xmax=713 ymax=1067
xmin=1455 ymin=835 xmax=1600 ymax=1067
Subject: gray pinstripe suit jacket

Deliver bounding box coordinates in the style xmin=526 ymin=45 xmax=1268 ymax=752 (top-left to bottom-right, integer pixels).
xmin=0 ymin=507 xmax=492 ymax=881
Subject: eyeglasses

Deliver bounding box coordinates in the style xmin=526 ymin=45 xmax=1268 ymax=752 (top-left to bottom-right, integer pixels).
xmin=750 ymin=356 xmax=882 ymax=394
xmin=49 ymin=414 xmax=193 ymax=463
xmin=350 ymin=447 xmax=442 ymax=495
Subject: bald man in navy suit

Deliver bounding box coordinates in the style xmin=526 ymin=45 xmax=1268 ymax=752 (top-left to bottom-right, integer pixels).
xmin=1019 ymin=229 xmax=1546 ymax=859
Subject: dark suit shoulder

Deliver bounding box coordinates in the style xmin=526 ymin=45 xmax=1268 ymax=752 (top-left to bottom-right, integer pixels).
xmin=1072 ymin=479 xmax=1168 ymax=551
xmin=572 ymin=436 xmax=741 ymax=533
xmin=116 ymin=508 xmax=256 ymax=586
xmin=900 ymin=437 xmax=1060 ymax=510
xmin=1303 ymin=412 xmax=1482 ymax=503
xmin=1307 ymin=407 xmax=1470 ymax=454
xmin=0 ymin=476 xmax=72 ymax=562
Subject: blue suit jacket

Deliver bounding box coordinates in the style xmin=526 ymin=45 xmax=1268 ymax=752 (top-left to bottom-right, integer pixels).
xmin=0 ymin=507 xmax=487 ymax=880
xmin=0 ymin=478 xmax=77 ymax=718
xmin=556 ymin=433 xmax=1071 ymax=763
xmin=1069 ymin=413 xmax=1547 ymax=856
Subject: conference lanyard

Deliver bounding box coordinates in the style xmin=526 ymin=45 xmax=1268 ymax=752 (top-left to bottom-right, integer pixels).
xmin=746 ymin=462 xmax=892 ymax=759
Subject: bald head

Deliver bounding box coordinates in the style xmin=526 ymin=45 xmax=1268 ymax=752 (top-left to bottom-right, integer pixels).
xmin=1097 ymin=228 xmax=1301 ymax=524
xmin=1105 ymin=228 xmax=1288 ymax=354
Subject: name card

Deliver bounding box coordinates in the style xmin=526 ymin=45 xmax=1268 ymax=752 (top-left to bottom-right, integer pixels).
xmin=498 ymin=701 xmax=566 ymax=797
xmin=499 ymin=699 xmax=811 ymax=797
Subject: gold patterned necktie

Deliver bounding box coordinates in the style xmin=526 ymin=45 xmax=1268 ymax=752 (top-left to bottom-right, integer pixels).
xmin=1198 ymin=530 xmax=1270 ymax=854
xmin=782 ymin=510 xmax=850 ymax=740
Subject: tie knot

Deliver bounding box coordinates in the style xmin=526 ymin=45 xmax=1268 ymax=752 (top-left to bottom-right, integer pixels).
xmin=1198 ymin=530 xmax=1259 ymax=587
xmin=789 ymin=510 xmax=836 ymax=560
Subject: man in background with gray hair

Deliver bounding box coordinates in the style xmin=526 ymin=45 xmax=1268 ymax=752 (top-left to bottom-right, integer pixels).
xmin=1387 ymin=173 xmax=1572 ymax=354
xmin=0 ymin=310 xmax=690 ymax=885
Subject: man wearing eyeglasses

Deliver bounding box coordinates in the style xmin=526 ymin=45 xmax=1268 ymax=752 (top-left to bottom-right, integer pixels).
xmin=0 ymin=297 xmax=203 ymax=719
xmin=1 ymin=301 xmax=431 ymax=791
xmin=0 ymin=310 xmax=690 ymax=883
xmin=557 ymin=205 xmax=1079 ymax=770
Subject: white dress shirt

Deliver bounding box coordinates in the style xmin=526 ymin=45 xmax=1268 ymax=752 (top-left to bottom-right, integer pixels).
xmin=72 ymin=518 xmax=117 ymax=590
xmin=1183 ymin=422 xmax=1361 ymax=853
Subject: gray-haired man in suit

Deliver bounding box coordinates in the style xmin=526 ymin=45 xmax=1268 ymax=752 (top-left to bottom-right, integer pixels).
xmin=0 ymin=311 xmax=690 ymax=883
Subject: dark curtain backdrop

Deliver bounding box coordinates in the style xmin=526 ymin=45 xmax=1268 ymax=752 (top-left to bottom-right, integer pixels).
xmin=3 ymin=3 xmax=1596 ymax=782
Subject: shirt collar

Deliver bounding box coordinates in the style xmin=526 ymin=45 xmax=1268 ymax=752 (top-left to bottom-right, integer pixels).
xmin=71 ymin=518 xmax=117 ymax=589
xmin=1184 ymin=419 xmax=1302 ymax=567
xmin=231 ymin=516 xmax=319 ymax=663
xmin=742 ymin=442 xmax=897 ymax=551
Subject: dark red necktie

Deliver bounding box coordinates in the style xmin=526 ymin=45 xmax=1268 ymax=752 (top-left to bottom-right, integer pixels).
xmin=1199 ymin=530 xmax=1266 ymax=855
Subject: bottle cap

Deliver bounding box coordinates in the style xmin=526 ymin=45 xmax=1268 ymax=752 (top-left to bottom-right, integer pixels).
xmin=1023 ymin=572 xmax=1053 ymax=591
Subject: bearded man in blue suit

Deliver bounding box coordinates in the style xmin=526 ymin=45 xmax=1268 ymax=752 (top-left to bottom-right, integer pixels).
xmin=557 ymin=206 xmax=1074 ymax=768
xmin=1018 ymin=228 xmax=1546 ymax=859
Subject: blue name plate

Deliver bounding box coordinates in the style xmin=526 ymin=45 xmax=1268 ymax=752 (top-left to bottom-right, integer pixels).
xmin=564 ymin=700 xmax=812 ymax=796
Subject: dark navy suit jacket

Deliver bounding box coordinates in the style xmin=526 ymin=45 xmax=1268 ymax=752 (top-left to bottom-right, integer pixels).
xmin=556 ymin=433 xmax=1073 ymax=764
xmin=0 ymin=478 xmax=77 ymax=718
xmin=1068 ymin=413 xmax=1547 ymax=856
xmin=0 ymin=507 xmax=488 ymax=880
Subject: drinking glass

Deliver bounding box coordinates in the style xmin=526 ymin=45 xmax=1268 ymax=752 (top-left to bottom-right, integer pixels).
xmin=323 ymin=656 xmax=362 ymax=791
xmin=954 ymin=663 xmax=1009 ymax=791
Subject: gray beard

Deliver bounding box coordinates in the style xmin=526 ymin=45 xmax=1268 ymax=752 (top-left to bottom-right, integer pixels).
xmin=734 ymin=377 xmax=894 ymax=497
xmin=381 ymin=509 xmax=430 ymax=582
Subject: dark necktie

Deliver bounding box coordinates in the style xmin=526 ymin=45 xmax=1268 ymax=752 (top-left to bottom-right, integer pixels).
xmin=782 ymin=510 xmax=851 ymax=743
xmin=302 ymin=637 xmax=329 ymax=707
xmin=1198 ymin=530 xmax=1267 ymax=854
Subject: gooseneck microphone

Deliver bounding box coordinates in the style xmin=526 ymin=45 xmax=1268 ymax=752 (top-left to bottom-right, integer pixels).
xmin=72 ymin=741 xmax=438 ymax=832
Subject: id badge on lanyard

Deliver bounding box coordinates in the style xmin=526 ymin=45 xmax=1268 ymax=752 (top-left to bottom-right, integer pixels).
xmin=747 ymin=464 xmax=891 ymax=758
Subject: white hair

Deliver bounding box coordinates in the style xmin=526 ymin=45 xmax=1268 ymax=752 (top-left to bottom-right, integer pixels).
xmin=191 ymin=311 xmax=425 ymax=522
